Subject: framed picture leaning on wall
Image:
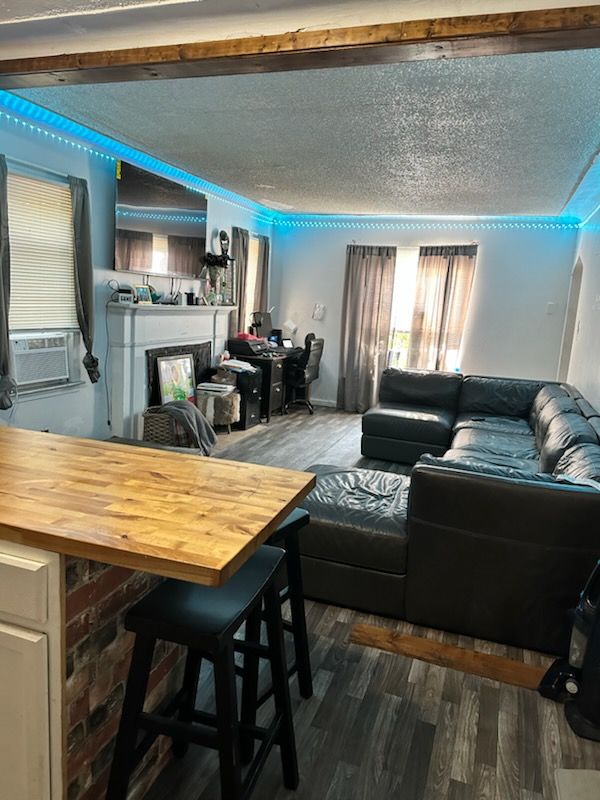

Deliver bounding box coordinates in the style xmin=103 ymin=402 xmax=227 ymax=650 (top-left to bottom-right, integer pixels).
xmin=157 ymin=354 xmax=196 ymax=404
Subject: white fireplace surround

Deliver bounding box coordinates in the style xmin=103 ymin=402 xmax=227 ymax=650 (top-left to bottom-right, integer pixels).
xmin=107 ymin=302 xmax=235 ymax=438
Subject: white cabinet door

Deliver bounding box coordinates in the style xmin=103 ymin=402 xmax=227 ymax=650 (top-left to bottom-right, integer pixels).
xmin=0 ymin=622 xmax=50 ymax=800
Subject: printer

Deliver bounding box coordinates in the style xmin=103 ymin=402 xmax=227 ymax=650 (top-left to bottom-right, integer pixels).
xmin=227 ymin=337 xmax=270 ymax=357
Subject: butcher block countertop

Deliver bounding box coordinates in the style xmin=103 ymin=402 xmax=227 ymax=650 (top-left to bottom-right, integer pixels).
xmin=0 ymin=427 xmax=316 ymax=586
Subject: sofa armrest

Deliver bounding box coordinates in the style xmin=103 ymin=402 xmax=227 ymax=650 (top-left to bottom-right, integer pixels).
xmin=406 ymin=465 xmax=600 ymax=653
xmin=408 ymin=464 xmax=600 ymax=550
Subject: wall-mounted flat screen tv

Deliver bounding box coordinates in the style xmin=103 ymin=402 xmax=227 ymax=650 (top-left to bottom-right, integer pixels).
xmin=114 ymin=161 xmax=207 ymax=279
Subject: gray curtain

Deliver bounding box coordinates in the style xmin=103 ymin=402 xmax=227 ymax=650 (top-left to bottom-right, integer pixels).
xmin=0 ymin=156 xmax=15 ymax=409
xmin=254 ymin=235 xmax=270 ymax=311
xmin=115 ymin=229 xmax=152 ymax=271
xmin=337 ymin=244 xmax=396 ymax=413
xmin=167 ymin=235 xmax=201 ymax=276
xmin=69 ymin=176 xmax=100 ymax=383
xmin=408 ymin=245 xmax=477 ymax=371
xmin=230 ymin=226 xmax=249 ymax=336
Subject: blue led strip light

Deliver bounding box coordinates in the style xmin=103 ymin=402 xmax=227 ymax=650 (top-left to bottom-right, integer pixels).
xmin=271 ymin=215 xmax=581 ymax=231
xmin=0 ymin=108 xmax=115 ymax=162
xmin=117 ymin=210 xmax=207 ymax=224
xmin=0 ymin=91 xmax=275 ymax=220
xmin=0 ymin=91 xmax=588 ymax=232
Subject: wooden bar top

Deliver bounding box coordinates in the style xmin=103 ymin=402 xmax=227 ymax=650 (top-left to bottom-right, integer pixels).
xmin=0 ymin=427 xmax=316 ymax=586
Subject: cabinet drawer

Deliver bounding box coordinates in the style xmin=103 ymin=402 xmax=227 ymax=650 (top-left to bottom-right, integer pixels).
xmin=0 ymin=553 xmax=48 ymax=623
xmin=270 ymin=382 xmax=284 ymax=409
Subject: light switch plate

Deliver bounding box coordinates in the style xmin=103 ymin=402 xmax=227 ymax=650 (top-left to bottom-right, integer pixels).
xmin=312 ymin=303 xmax=326 ymax=321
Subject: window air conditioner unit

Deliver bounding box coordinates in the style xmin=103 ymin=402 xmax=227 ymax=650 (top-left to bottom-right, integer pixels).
xmin=10 ymin=332 xmax=71 ymax=389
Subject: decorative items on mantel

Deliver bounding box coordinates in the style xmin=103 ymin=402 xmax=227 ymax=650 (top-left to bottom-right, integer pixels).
xmin=106 ymin=301 xmax=236 ymax=439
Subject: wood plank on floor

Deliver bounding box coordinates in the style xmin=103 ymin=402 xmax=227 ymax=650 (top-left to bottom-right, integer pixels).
xmin=350 ymin=624 xmax=548 ymax=689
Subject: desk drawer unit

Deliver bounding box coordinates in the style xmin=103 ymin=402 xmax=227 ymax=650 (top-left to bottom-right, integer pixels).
xmin=243 ymin=355 xmax=287 ymax=422
xmin=236 ymin=369 xmax=263 ymax=430
xmin=271 ymin=381 xmax=284 ymax=414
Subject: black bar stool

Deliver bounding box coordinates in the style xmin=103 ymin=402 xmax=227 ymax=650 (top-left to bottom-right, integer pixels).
xmin=267 ymin=507 xmax=313 ymax=699
xmin=239 ymin=508 xmax=312 ymax=764
xmin=105 ymin=545 xmax=298 ymax=800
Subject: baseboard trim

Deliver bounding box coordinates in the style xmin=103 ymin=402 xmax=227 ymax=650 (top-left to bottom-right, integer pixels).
xmin=311 ymin=398 xmax=337 ymax=408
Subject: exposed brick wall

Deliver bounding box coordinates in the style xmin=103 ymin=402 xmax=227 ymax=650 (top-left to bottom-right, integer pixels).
xmin=65 ymin=558 xmax=184 ymax=800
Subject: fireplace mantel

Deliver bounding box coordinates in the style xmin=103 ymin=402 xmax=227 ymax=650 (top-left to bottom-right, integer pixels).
xmin=107 ymin=302 xmax=235 ymax=438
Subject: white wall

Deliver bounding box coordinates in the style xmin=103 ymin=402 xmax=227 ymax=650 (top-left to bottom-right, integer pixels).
xmin=271 ymin=222 xmax=579 ymax=405
xmin=567 ymin=209 xmax=600 ymax=409
xmin=0 ymin=124 xmax=272 ymax=438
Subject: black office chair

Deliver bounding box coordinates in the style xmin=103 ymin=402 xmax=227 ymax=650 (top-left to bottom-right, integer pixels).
xmin=284 ymin=333 xmax=324 ymax=415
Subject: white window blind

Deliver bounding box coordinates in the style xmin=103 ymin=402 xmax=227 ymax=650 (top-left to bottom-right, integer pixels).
xmin=7 ymin=172 xmax=78 ymax=331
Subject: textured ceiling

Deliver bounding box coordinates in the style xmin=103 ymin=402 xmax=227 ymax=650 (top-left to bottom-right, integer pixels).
xmin=17 ymin=49 xmax=600 ymax=216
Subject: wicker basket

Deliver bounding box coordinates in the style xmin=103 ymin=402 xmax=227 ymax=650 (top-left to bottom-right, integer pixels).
xmin=142 ymin=406 xmax=189 ymax=447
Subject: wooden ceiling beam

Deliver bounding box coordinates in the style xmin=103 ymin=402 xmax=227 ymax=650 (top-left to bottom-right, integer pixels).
xmin=0 ymin=5 xmax=599 ymax=88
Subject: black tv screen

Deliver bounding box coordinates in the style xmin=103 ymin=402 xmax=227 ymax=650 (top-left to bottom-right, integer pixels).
xmin=114 ymin=161 xmax=207 ymax=278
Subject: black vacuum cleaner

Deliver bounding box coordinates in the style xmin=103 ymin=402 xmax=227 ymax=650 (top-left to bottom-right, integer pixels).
xmin=539 ymin=559 xmax=600 ymax=741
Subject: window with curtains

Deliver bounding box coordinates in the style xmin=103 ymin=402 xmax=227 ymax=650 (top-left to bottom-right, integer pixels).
xmin=3 ymin=169 xmax=83 ymax=391
xmin=7 ymin=170 xmax=78 ymax=331
xmin=244 ymin=235 xmax=261 ymax=328
xmin=387 ymin=244 xmax=477 ymax=373
xmin=387 ymin=247 xmax=420 ymax=369
xmin=232 ymin=229 xmax=270 ymax=336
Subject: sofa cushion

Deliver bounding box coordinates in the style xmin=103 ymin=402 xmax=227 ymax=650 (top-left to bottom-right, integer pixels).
xmin=540 ymin=415 xmax=599 ymax=473
xmin=451 ymin=428 xmax=538 ymax=460
xmin=378 ymin=367 xmax=462 ymax=410
xmin=562 ymin=383 xmax=583 ymax=400
xmin=529 ymin=384 xmax=570 ymax=429
xmin=553 ymin=443 xmax=600 ymax=483
xmin=458 ymin=375 xmax=544 ymax=418
xmin=534 ymin=396 xmax=582 ymax=449
xmin=362 ymin=403 xmax=454 ymax=446
xmin=441 ymin=448 xmax=540 ymax=472
xmin=418 ymin=452 xmax=555 ymax=482
xmin=300 ymin=464 xmax=410 ymax=575
xmin=453 ymin=413 xmax=532 ymax=436
xmin=576 ymin=398 xmax=600 ymax=419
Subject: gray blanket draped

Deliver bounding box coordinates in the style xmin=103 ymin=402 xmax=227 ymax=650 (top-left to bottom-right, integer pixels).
xmin=162 ymin=401 xmax=218 ymax=455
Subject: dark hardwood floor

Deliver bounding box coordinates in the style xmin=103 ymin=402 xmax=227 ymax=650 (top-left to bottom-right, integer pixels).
xmin=214 ymin=406 xmax=411 ymax=475
xmin=145 ymin=408 xmax=600 ymax=800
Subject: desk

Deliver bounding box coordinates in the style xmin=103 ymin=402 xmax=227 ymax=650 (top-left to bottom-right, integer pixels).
xmin=0 ymin=426 xmax=315 ymax=587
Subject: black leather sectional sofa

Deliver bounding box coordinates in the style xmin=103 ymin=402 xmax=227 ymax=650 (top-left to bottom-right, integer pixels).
xmin=299 ymin=369 xmax=600 ymax=655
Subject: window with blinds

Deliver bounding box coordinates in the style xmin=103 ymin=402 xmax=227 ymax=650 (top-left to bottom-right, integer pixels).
xmin=7 ymin=172 xmax=78 ymax=331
